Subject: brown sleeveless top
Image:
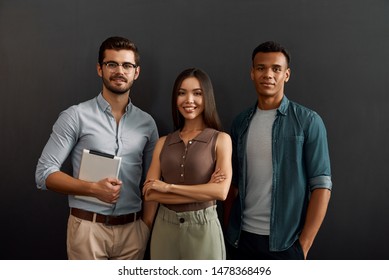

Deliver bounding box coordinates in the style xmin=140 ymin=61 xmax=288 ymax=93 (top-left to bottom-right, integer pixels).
xmin=159 ymin=128 xmax=219 ymax=212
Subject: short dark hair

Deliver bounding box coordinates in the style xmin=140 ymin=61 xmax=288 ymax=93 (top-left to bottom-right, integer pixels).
xmin=171 ymin=68 xmax=222 ymax=131
xmin=98 ymin=36 xmax=140 ymax=65
xmin=252 ymin=41 xmax=291 ymax=67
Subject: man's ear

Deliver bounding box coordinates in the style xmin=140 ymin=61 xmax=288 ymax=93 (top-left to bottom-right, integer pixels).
xmin=134 ymin=66 xmax=141 ymax=80
xmin=97 ymin=63 xmax=103 ymax=77
xmin=285 ymin=68 xmax=291 ymax=83
xmin=250 ymin=66 xmax=255 ymax=81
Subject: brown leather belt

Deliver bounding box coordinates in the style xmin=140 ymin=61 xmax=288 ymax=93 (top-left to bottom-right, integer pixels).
xmin=71 ymin=208 xmax=140 ymax=226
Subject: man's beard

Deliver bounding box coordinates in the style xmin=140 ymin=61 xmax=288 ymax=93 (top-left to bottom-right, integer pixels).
xmin=102 ymin=74 xmax=133 ymax=95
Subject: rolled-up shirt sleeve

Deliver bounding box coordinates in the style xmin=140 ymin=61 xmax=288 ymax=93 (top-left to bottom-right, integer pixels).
xmin=35 ymin=107 xmax=79 ymax=190
xmin=305 ymin=113 xmax=332 ymax=191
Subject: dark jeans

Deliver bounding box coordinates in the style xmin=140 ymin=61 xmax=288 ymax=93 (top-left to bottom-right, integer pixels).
xmin=227 ymin=230 xmax=304 ymax=260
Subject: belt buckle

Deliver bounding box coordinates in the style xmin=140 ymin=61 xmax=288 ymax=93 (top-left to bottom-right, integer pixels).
xmin=104 ymin=215 xmax=116 ymax=226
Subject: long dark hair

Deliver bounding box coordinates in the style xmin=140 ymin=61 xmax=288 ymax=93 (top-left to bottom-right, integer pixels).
xmin=171 ymin=68 xmax=222 ymax=131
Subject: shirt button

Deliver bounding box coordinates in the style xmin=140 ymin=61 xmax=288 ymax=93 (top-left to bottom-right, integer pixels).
xmin=181 ymin=164 xmax=184 ymax=167
xmin=179 ymin=218 xmax=185 ymax=223
xmin=180 ymin=174 xmax=184 ymax=177
xmin=189 ymin=141 xmax=192 ymax=144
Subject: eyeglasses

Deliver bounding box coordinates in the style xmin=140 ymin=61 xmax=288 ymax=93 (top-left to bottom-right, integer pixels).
xmin=102 ymin=61 xmax=138 ymax=73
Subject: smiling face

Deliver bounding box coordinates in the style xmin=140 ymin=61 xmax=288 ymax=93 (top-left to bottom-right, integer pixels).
xmin=176 ymin=77 xmax=205 ymax=122
xmin=97 ymin=49 xmax=140 ymax=95
xmin=251 ymin=51 xmax=290 ymax=109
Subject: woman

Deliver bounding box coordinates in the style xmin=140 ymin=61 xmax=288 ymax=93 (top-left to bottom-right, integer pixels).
xmin=142 ymin=68 xmax=232 ymax=259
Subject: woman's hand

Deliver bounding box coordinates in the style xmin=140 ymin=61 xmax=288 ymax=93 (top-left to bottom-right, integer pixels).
xmin=209 ymin=168 xmax=226 ymax=183
xmin=143 ymin=179 xmax=171 ymax=196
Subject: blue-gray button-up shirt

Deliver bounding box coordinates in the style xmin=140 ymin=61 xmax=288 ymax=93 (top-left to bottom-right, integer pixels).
xmin=35 ymin=93 xmax=159 ymax=215
xmin=226 ymin=95 xmax=332 ymax=251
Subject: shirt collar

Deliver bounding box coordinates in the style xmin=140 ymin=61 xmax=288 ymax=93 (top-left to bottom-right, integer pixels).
xmin=97 ymin=93 xmax=110 ymax=112
xmin=277 ymin=95 xmax=289 ymax=116
xmin=252 ymin=95 xmax=290 ymax=116
xmin=166 ymin=128 xmax=215 ymax=146
xmin=96 ymin=92 xmax=132 ymax=113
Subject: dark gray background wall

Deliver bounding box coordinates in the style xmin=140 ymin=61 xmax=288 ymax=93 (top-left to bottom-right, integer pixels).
xmin=1 ymin=0 xmax=388 ymax=260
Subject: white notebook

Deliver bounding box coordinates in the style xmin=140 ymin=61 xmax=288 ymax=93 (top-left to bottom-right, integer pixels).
xmin=75 ymin=149 xmax=122 ymax=206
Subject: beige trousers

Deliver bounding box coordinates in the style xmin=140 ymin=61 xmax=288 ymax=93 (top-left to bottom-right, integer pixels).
xmin=66 ymin=214 xmax=150 ymax=260
xmin=150 ymin=204 xmax=226 ymax=260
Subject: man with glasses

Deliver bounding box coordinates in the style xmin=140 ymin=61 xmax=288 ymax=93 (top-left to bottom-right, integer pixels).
xmin=36 ymin=36 xmax=159 ymax=259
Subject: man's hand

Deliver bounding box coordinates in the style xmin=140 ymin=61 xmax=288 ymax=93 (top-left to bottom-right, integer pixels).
xmin=93 ymin=178 xmax=122 ymax=203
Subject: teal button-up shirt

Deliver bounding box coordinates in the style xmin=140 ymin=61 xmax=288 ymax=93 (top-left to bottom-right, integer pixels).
xmin=226 ymin=96 xmax=332 ymax=251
